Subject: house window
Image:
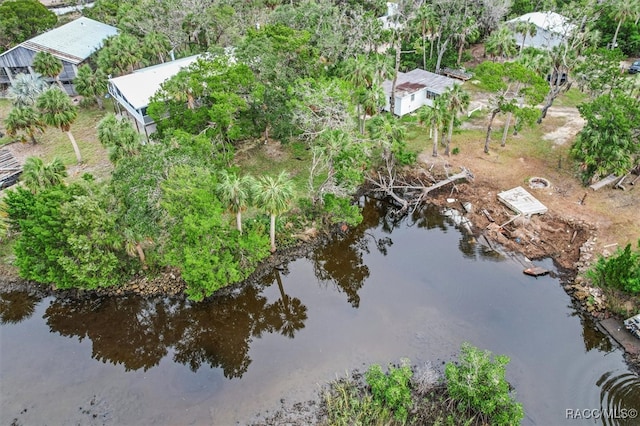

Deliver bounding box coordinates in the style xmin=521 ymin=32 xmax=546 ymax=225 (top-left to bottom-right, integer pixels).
xmin=425 ymin=91 xmax=436 ymax=100
xmin=411 ymin=93 xmax=415 ymax=101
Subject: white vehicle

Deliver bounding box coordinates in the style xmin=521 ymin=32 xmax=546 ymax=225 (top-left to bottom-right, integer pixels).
xmin=624 ymin=314 xmax=640 ymax=339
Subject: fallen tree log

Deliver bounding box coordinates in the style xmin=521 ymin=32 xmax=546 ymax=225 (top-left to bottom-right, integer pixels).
xmin=420 ymin=168 xmax=474 ymax=196
xmin=366 ymin=166 xmax=474 ymax=216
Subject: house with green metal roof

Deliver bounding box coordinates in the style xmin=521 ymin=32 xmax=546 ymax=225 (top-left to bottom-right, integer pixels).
xmin=0 ymin=17 xmax=118 ymax=93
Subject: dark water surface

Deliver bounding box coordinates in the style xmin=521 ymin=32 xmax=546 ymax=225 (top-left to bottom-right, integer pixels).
xmin=2 ymin=198 xmax=640 ymax=425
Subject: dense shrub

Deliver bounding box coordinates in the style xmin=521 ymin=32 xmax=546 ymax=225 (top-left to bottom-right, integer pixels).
xmin=365 ymin=360 xmax=413 ymax=424
xmin=445 ymin=342 xmax=524 ymax=426
xmin=587 ymin=241 xmax=640 ymax=294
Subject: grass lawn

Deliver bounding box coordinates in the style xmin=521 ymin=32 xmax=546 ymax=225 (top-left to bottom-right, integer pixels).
xmin=1 ymin=98 xmax=113 ymax=181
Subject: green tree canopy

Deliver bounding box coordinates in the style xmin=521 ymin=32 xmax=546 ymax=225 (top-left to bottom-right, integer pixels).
xmin=570 ymin=91 xmax=640 ymax=184
xmin=0 ymin=0 xmax=56 ymax=52
xmin=148 ymin=55 xmax=255 ymax=140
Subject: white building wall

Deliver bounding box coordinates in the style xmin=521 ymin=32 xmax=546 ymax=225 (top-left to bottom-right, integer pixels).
xmin=514 ymin=28 xmax=564 ymax=50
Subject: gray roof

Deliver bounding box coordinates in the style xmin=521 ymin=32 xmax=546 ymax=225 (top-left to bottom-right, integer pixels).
xmin=5 ymin=17 xmax=118 ymax=64
xmin=382 ymin=69 xmax=457 ymax=98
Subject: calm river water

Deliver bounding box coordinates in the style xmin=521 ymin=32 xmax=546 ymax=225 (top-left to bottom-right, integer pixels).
xmin=1 ymin=198 xmax=639 ymax=425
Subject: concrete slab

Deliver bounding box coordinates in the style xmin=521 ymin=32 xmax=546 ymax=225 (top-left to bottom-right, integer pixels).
xmin=497 ymin=186 xmax=548 ymax=216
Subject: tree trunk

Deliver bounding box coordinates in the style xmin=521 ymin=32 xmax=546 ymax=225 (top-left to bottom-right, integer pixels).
xmin=612 ymin=20 xmax=622 ymax=50
xmin=520 ymin=34 xmax=527 ymax=55
xmin=236 ymin=210 xmax=243 ymax=234
xmin=501 ymin=111 xmax=512 ymax=147
xmin=29 ymin=130 xmax=37 ymax=145
xmin=429 ymin=34 xmax=434 ymax=61
xmin=484 ymin=110 xmax=499 ymax=154
xmin=95 ymin=95 xmax=104 ymax=109
xmin=457 ymin=36 xmax=465 ymax=66
xmin=55 ymin=76 xmax=65 ymax=92
xmin=270 ymin=213 xmax=276 ymax=252
xmin=135 ymin=243 xmax=146 ymax=265
xmin=357 ymin=103 xmax=364 ymax=135
xmin=432 ymin=127 xmax=439 ymax=157
xmin=445 ymin=118 xmax=454 ymax=156
xmin=435 ymin=37 xmax=449 ymax=74
xmin=275 ymin=269 xmax=289 ymax=310
xmin=422 ymin=29 xmax=427 ymax=70
xmin=390 ymin=36 xmax=401 ymax=114
xmin=66 ymin=130 xmax=82 ymax=163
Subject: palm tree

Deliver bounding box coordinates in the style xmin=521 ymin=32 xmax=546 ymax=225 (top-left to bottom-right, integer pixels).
xmin=32 ymin=51 xmax=65 ymax=91
xmin=142 ymin=32 xmax=171 ymax=64
xmin=412 ymin=4 xmax=437 ymax=69
xmin=454 ymin=16 xmax=479 ymax=66
xmin=514 ymin=20 xmax=537 ymax=54
xmin=74 ymin=65 xmax=108 ymax=109
xmin=97 ymin=114 xmax=141 ymax=163
xmin=368 ymin=114 xmax=406 ymax=162
xmin=4 ymin=106 xmax=45 ymax=144
xmin=21 ymin=156 xmax=67 ymax=193
xmin=113 ymin=34 xmax=142 ymax=74
xmin=217 ymin=170 xmax=254 ymax=234
xmin=253 ymin=171 xmax=295 ymax=253
xmin=417 ymin=96 xmax=447 ymax=157
xmin=341 ymin=55 xmax=375 ymax=134
xmin=359 ymin=83 xmax=385 ymax=121
xmin=485 ymin=26 xmax=517 ymax=62
xmin=36 ymin=88 xmax=82 ymax=163
xmin=7 ymin=73 xmax=48 ymax=107
xmin=441 ymin=84 xmax=470 ymax=156
xmin=611 ymin=0 xmax=640 ymax=50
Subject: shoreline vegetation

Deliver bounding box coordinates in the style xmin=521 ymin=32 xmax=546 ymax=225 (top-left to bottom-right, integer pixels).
xmin=2 ymin=0 xmax=640 ymax=422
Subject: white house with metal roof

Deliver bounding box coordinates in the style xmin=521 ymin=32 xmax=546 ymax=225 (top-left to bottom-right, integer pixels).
xmin=382 ymin=69 xmax=457 ymax=116
xmin=506 ymin=12 xmax=575 ymax=50
xmin=108 ymin=55 xmax=201 ymax=136
xmin=0 ymin=17 xmax=118 ymax=92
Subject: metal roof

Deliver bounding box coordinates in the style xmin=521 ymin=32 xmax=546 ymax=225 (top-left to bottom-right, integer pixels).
xmin=507 ymin=12 xmax=575 ymax=35
xmin=20 ymin=17 xmax=118 ymax=64
xmin=109 ymin=55 xmax=202 ymax=110
xmin=382 ymin=69 xmax=457 ymax=98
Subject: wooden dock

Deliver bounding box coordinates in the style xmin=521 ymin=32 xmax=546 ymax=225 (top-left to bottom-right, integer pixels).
xmin=0 ymin=149 xmax=23 ymax=190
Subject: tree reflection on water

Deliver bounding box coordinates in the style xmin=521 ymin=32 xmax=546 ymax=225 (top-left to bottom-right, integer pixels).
xmin=0 ymin=291 xmax=41 ymax=324
xmin=43 ymin=278 xmax=308 ymax=378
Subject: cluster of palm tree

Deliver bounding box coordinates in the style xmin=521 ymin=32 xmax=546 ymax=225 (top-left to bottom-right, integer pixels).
xmin=417 ymin=84 xmax=471 ymax=157
xmin=340 ymin=54 xmax=392 ymax=135
xmin=217 ymin=170 xmax=294 ymax=252
xmin=4 ymin=71 xmax=82 ymax=163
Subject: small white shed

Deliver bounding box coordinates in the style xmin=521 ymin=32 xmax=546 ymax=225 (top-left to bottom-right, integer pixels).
xmin=381 ymin=69 xmax=457 ymax=116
